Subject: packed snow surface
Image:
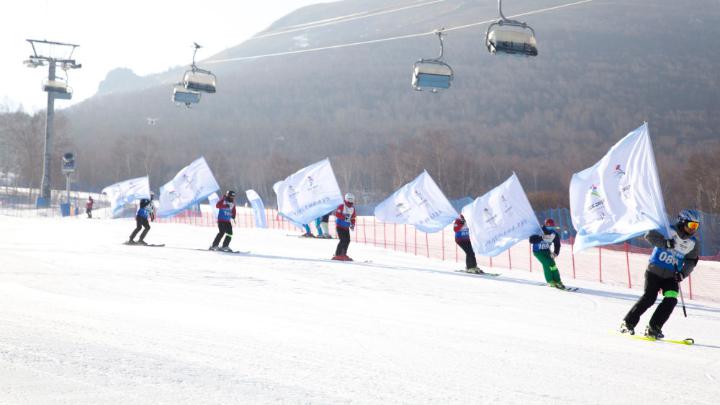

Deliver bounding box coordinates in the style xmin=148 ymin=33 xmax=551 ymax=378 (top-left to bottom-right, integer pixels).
xmin=1 ymin=216 xmax=719 ymax=404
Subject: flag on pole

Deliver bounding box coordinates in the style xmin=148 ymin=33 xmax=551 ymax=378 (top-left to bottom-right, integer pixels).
xmin=157 ymin=157 xmax=220 ymax=218
xmin=373 ymin=170 xmax=458 ymax=233
xmin=245 ymin=189 xmax=267 ymax=228
xmin=101 ymin=176 xmax=151 ymax=218
xmin=569 ymin=122 xmax=670 ymax=251
xmin=273 ymin=158 xmax=343 ymax=225
xmin=462 ymin=173 xmax=541 ymax=256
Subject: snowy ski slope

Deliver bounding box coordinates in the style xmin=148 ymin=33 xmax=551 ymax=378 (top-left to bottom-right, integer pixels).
xmin=1 ymin=215 xmax=719 ymax=404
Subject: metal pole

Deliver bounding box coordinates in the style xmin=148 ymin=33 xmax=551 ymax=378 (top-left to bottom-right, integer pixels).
xmin=39 ymin=61 xmax=56 ymax=206
xmin=65 ymin=173 xmax=70 ymax=204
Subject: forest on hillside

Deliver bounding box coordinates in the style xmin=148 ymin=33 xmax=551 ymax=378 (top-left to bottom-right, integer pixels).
xmin=1 ymin=0 xmax=719 ymax=214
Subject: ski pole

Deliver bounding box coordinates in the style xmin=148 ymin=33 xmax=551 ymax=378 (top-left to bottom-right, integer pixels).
xmin=678 ymin=283 xmax=687 ymax=318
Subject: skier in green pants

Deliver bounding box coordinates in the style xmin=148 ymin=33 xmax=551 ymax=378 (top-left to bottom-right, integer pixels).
xmin=529 ymin=218 xmax=565 ymax=289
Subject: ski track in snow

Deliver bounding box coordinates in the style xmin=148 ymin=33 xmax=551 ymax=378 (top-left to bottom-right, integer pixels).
xmin=1 ymin=215 xmax=719 ymax=404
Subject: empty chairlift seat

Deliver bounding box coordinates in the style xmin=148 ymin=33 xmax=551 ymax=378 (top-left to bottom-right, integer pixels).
xmin=486 ymin=27 xmax=538 ymax=56
xmin=42 ymin=80 xmax=73 ymax=99
xmin=183 ymin=70 xmax=217 ymax=93
xmin=173 ymin=84 xmax=201 ymax=106
xmin=412 ymin=61 xmax=453 ymax=91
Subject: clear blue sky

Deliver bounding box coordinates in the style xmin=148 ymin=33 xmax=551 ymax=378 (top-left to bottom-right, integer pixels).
xmin=1 ymin=1 xmax=333 ymax=112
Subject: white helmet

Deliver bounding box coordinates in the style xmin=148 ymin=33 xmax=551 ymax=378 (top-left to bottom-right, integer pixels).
xmin=344 ymin=192 xmax=355 ymax=204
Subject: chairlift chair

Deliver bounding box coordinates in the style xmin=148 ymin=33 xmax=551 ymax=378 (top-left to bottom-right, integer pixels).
xmin=172 ymin=83 xmax=201 ymax=107
xmin=42 ymin=79 xmax=73 ymax=100
xmin=183 ymin=68 xmax=217 ymax=93
xmin=485 ymin=0 xmax=538 ymax=57
xmin=412 ymin=29 xmax=453 ymax=92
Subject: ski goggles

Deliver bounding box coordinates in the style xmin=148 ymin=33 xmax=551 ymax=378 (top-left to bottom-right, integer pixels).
xmin=686 ymin=221 xmax=700 ymax=231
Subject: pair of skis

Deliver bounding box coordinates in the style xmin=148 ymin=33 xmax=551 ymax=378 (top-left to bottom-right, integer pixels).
xmin=123 ymin=242 xmax=249 ymax=254
xmin=616 ymin=331 xmax=694 ymax=346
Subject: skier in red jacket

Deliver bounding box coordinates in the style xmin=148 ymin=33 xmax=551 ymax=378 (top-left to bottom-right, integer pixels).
xmin=454 ymin=214 xmax=484 ymax=274
xmin=332 ymin=193 xmax=357 ymax=261
xmin=210 ymin=190 xmax=237 ymax=252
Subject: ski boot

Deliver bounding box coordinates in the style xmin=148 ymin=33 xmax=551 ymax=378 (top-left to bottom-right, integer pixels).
xmin=331 ymin=255 xmax=343 ymax=261
xmin=644 ymin=325 xmax=664 ymax=340
xmin=219 ymin=246 xmax=232 ymax=252
xmin=343 ymin=255 xmax=354 ymax=262
xmin=127 ymin=239 xmax=136 ymax=245
xmin=209 ymin=245 xmax=219 ymax=251
xmin=619 ymin=320 xmax=635 ymax=335
xmin=136 ymin=240 xmax=148 ymax=246
xmin=554 ymin=281 xmax=566 ymax=290
xmin=467 ymin=267 xmax=484 ymax=274
xmin=547 ymin=281 xmax=557 ymax=288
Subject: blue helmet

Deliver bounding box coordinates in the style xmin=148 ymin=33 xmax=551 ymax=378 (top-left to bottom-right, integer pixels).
xmin=677 ymin=209 xmax=701 ymax=224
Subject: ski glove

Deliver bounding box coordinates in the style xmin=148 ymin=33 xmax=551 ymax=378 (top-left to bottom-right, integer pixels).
xmin=674 ymin=272 xmax=685 ymax=282
xmin=665 ymin=239 xmax=675 ymax=249
xmin=550 ymin=252 xmax=557 ymax=259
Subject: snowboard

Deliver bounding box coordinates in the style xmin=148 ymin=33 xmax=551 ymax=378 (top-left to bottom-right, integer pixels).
xmin=616 ymin=331 xmax=694 ymax=345
xmin=454 ymin=269 xmax=500 ymax=277
xmin=124 ymin=242 xmax=165 ymax=247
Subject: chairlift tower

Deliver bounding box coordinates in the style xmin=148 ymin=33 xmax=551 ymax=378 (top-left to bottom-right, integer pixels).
xmin=24 ymin=39 xmax=82 ymax=207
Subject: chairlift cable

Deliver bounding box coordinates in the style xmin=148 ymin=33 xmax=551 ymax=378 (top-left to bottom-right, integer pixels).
xmin=206 ymin=0 xmax=592 ymax=65
xmin=250 ymin=0 xmax=449 ymax=41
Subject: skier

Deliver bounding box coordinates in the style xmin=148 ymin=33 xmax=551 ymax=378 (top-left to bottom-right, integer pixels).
xmin=86 ymin=196 xmax=94 ymax=219
xmin=454 ymin=214 xmax=484 ymax=274
xmin=317 ymin=212 xmax=332 ymax=238
xmin=210 ymin=190 xmax=237 ymax=252
xmin=529 ymin=218 xmax=565 ymax=289
xmin=332 ymin=193 xmax=356 ymax=261
xmin=301 ymin=224 xmax=315 ymax=238
xmin=620 ymin=209 xmax=701 ymax=338
xmin=128 ymin=193 xmax=155 ymax=245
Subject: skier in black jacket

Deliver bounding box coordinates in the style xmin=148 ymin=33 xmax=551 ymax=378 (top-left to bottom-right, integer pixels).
xmin=620 ymin=209 xmax=701 ymax=339
xmin=128 ymin=194 xmax=155 ymax=245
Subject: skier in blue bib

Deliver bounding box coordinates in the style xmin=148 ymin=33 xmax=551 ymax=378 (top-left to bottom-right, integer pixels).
xmin=128 ymin=193 xmax=155 ymax=245
xmin=620 ymin=209 xmax=701 ymax=339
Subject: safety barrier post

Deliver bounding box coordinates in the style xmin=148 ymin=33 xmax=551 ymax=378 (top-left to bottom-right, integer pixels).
xmin=529 ymin=244 xmax=532 ymax=272
xmin=404 ymin=224 xmax=408 ymax=253
xmin=571 ymin=239 xmax=576 ymax=279
xmin=383 ymin=223 xmax=387 ymax=249
xmin=599 ymin=247 xmax=603 ymax=282
xmin=441 ymin=230 xmax=445 ymax=261
xmin=414 ymin=228 xmax=417 ymax=256
xmin=508 ymin=249 xmax=512 ymax=270
xmin=425 ymin=233 xmax=430 ymax=258
xmin=393 ymin=224 xmax=397 ymax=251
xmin=625 ymin=242 xmax=632 ymax=289
xmin=362 ymin=217 xmax=367 ymax=244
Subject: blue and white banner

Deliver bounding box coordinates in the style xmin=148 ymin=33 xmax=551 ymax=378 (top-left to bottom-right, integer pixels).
xmin=569 ymin=122 xmax=670 ymax=251
xmin=273 ymin=158 xmax=344 ymax=225
xmin=101 ymin=176 xmax=151 ymax=218
xmin=207 ymin=192 xmax=219 ymax=218
xmin=245 ymin=189 xmax=267 ymax=228
xmin=157 ymin=157 xmax=220 ymax=218
xmin=373 ymin=170 xmax=458 ymax=233
xmin=462 ymin=173 xmax=541 ymax=257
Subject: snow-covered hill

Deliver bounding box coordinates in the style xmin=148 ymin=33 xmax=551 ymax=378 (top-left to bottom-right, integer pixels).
xmin=1 ymin=215 xmax=719 ymax=404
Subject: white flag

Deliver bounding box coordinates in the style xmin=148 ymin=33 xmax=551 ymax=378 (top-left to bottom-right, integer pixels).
xmin=245 ymin=189 xmax=267 ymax=228
xmin=462 ymin=173 xmax=541 ymax=257
xmin=157 ymin=157 xmax=220 ymax=218
xmin=374 ymin=171 xmax=458 ymax=233
xmin=273 ymin=158 xmax=343 ymax=225
xmin=569 ymin=122 xmax=670 ymax=251
xmin=101 ymin=176 xmax=151 ymax=218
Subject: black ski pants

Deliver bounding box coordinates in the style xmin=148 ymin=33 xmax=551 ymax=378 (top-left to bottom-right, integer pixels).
xmin=130 ymin=216 xmax=150 ymax=242
xmin=624 ymin=271 xmax=679 ymax=330
xmin=335 ymin=227 xmax=351 ymax=256
xmin=456 ymin=239 xmax=478 ymax=270
xmin=86 ymin=208 xmax=92 ymax=218
xmin=212 ymin=222 xmax=233 ymax=248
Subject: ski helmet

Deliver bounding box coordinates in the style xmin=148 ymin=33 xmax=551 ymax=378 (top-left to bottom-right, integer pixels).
xmin=344 ymin=192 xmax=355 ymax=204
xmin=544 ymin=218 xmax=556 ymax=227
xmin=226 ymin=190 xmax=236 ymax=198
xmin=677 ymin=209 xmax=701 ymax=233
